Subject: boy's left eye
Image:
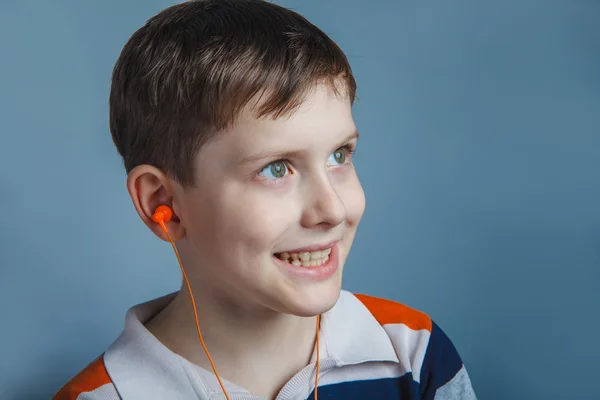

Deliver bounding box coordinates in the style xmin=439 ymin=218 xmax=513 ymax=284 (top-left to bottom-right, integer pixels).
xmin=327 ymin=147 xmax=348 ymax=165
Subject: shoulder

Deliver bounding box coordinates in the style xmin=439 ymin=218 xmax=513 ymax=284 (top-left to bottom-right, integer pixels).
xmin=353 ymin=293 xmax=434 ymax=372
xmin=353 ymin=293 xmax=477 ymax=399
xmin=354 ymin=293 xmax=432 ymax=332
xmin=53 ymin=354 xmax=120 ymax=400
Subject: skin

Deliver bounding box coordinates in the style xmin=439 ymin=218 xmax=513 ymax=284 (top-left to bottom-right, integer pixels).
xmin=126 ymin=83 xmax=366 ymax=399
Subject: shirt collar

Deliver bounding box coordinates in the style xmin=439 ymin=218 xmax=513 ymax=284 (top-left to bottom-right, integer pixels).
xmin=104 ymin=290 xmax=399 ymax=399
xmin=320 ymin=290 xmax=400 ymax=366
xmin=105 ymin=292 xmax=227 ymax=399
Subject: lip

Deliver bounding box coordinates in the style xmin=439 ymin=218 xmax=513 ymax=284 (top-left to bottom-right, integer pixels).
xmin=273 ymin=242 xmax=341 ymax=281
xmin=276 ymin=239 xmax=340 ymax=254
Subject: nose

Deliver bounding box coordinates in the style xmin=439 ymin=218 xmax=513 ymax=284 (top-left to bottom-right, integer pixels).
xmin=300 ymin=172 xmax=346 ymax=229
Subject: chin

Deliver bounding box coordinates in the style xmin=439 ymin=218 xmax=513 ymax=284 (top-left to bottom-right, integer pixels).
xmin=281 ymin=277 xmax=343 ymax=317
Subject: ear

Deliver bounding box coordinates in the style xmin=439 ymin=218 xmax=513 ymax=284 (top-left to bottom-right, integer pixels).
xmin=126 ymin=165 xmax=185 ymax=242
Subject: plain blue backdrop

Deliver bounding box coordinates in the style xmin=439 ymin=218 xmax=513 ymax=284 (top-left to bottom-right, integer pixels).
xmin=1 ymin=1 xmax=598 ymax=399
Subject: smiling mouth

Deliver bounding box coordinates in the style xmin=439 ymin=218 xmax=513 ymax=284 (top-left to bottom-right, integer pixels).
xmin=273 ymin=248 xmax=332 ymax=267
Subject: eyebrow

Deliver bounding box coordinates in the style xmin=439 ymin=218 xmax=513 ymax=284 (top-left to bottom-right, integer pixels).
xmin=239 ymin=130 xmax=360 ymax=166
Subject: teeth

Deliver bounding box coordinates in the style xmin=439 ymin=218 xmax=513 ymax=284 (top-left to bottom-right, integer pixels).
xmin=276 ymin=247 xmax=333 ymax=267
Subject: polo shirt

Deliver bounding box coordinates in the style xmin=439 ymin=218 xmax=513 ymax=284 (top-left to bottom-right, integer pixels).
xmin=53 ymin=290 xmax=476 ymax=399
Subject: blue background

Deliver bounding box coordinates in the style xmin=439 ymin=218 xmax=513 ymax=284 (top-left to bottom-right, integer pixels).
xmin=1 ymin=1 xmax=598 ymax=399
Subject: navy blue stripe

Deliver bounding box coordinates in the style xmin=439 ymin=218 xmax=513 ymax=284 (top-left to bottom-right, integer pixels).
xmin=419 ymin=321 xmax=464 ymax=399
xmin=306 ymin=374 xmax=419 ymax=399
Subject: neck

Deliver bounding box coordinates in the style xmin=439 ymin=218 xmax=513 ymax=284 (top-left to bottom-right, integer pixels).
xmin=145 ymin=283 xmax=319 ymax=398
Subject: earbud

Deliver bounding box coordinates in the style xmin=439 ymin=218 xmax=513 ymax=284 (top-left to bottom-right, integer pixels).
xmin=152 ymin=205 xmax=173 ymax=234
xmin=152 ymin=205 xmax=173 ymax=223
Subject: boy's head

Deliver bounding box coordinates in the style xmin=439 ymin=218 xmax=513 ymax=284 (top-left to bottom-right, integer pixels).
xmin=110 ymin=0 xmax=365 ymax=317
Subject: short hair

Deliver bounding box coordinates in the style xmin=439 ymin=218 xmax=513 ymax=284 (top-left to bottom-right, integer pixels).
xmin=109 ymin=0 xmax=357 ymax=186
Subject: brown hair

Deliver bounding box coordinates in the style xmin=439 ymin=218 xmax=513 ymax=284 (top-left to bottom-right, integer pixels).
xmin=109 ymin=0 xmax=357 ymax=186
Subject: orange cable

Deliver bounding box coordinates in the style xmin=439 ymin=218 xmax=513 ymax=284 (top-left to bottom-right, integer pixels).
xmin=315 ymin=314 xmax=321 ymax=400
xmin=161 ymin=221 xmax=231 ymax=400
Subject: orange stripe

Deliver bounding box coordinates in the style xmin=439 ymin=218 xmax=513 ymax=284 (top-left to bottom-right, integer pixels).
xmin=53 ymin=355 xmax=113 ymax=400
xmin=355 ymin=294 xmax=432 ymax=332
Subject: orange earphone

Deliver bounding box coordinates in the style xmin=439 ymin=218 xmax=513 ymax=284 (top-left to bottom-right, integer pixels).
xmin=152 ymin=205 xmax=173 ymax=233
xmin=151 ymin=205 xmax=321 ymax=400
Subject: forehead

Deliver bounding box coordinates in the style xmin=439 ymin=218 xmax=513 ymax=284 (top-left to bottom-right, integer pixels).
xmin=228 ymin=84 xmax=355 ymax=150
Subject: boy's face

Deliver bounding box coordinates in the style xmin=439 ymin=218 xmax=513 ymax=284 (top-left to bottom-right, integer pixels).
xmin=176 ymin=84 xmax=365 ymax=317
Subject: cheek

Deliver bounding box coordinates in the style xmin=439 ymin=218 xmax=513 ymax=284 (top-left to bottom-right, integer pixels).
xmin=340 ymin=172 xmax=366 ymax=225
xmin=216 ymin=189 xmax=298 ymax=252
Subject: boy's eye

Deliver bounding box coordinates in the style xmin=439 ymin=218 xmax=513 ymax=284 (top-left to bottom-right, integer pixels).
xmin=258 ymin=161 xmax=289 ymax=179
xmin=327 ymin=147 xmax=348 ymax=165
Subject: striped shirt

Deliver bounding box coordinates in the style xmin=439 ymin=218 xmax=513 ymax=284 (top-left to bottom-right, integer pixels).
xmin=53 ymin=290 xmax=476 ymax=399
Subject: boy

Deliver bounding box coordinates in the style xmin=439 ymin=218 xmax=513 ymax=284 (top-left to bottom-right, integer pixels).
xmin=54 ymin=0 xmax=476 ymax=399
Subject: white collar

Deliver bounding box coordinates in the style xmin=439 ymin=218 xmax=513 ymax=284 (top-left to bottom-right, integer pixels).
xmin=320 ymin=290 xmax=399 ymax=366
xmin=104 ymin=290 xmax=399 ymax=399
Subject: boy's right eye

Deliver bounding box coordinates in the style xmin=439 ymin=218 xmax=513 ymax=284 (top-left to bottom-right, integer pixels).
xmin=258 ymin=161 xmax=289 ymax=179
